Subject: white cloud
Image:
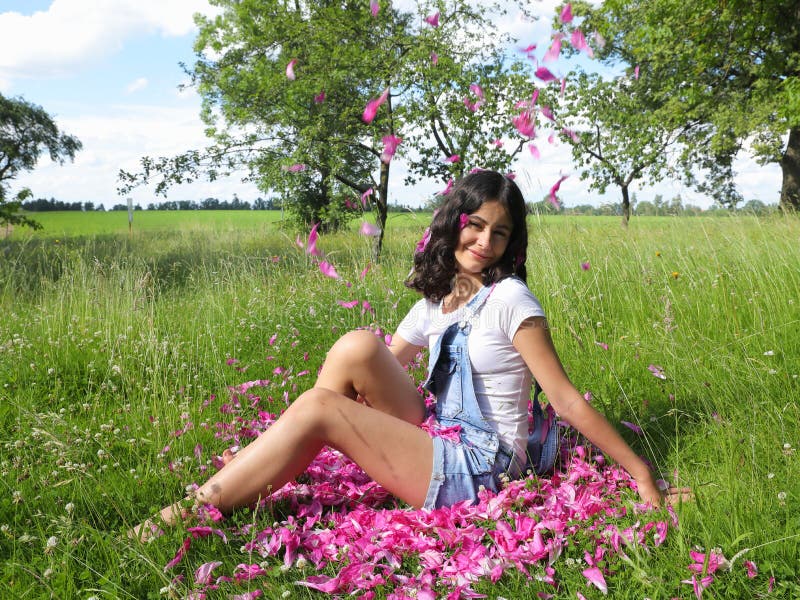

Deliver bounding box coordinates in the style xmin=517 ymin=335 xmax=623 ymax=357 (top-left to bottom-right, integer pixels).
xmin=125 ymin=77 xmax=149 ymax=94
xmin=0 ymin=0 xmax=218 ymax=82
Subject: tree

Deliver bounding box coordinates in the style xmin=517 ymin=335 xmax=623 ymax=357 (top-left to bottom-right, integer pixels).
xmin=554 ymin=71 xmax=693 ymax=223
xmin=0 ymin=94 xmax=82 ymax=229
xmin=119 ymin=0 xmax=537 ymax=257
xmin=566 ymin=0 xmax=800 ymax=211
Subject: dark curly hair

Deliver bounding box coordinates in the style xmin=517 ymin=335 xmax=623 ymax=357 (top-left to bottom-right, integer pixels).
xmin=405 ymin=170 xmax=528 ymax=302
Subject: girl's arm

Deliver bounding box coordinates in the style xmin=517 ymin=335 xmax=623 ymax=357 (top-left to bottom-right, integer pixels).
xmin=513 ymin=316 xmax=688 ymax=506
xmin=388 ymin=334 xmax=424 ymax=368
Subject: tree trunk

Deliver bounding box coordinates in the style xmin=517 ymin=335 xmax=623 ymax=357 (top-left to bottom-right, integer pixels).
xmin=780 ymin=125 xmax=800 ymax=212
xmin=620 ymin=184 xmax=631 ymax=226
xmin=372 ymin=161 xmax=390 ymax=261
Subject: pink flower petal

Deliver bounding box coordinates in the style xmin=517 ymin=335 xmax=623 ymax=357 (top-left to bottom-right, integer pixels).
xmin=621 ymin=420 xmax=643 ymax=435
xmin=424 ymin=11 xmax=440 ymax=27
xmin=319 ymin=261 xmax=340 ymax=279
xmin=445 ymin=154 xmax=460 ymax=163
xmin=562 ymin=127 xmax=581 ymax=143
xmin=744 ymin=560 xmax=758 ymax=578
xmin=286 ymin=58 xmax=298 ymax=80
xmin=314 ymin=90 xmax=326 ymax=103
xmin=306 ymin=222 xmax=321 ymax=257
xmin=595 ymin=341 xmax=609 ymax=350
xmin=581 ymin=261 xmax=591 ymax=270
xmin=570 ymin=28 xmax=594 ymax=58
xmin=231 ymin=592 xmax=263 ymax=600
xmin=431 ymin=52 xmax=439 ymax=65
xmin=582 ymin=567 xmax=607 ymax=594
xmin=359 ymin=221 xmax=381 ymax=236
xmin=513 ymin=110 xmax=536 ymax=138
xmin=380 ymin=134 xmax=402 ymax=163
xmin=362 ymin=87 xmax=390 ymax=123
xmin=648 ymin=364 xmax=667 ymax=379
xmin=164 ymin=537 xmax=191 ymax=570
xmin=634 ymin=65 xmax=640 ymax=80
xmin=284 ymin=163 xmax=307 ymax=173
xmin=195 ymin=561 xmax=223 ymax=585
xmin=439 ymin=178 xmax=455 ymax=195
xmin=469 ymin=83 xmax=484 ymax=99
xmin=548 ymin=174 xmax=568 ymax=208
xmin=370 ymin=0 xmax=379 ymax=17
xmin=543 ymin=34 xmax=564 ymax=63
xmin=528 ymin=143 xmax=540 ymax=159
xmin=560 ymin=3 xmax=573 ymax=23
xmin=337 ymin=300 xmax=359 ymax=308
xmin=535 ymin=66 xmax=558 ymax=83
xmin=416 ymin=227 xmax=431 ymax=253
xmin=459 ymin=213 xmax=470 ymax=230
xmin=360 ymin=187 xmax=373 ymax=207
xmin=359 ymin=263 xmax=371 ymax=279
xmin=519 ymin=43 xmax=537 ymax=53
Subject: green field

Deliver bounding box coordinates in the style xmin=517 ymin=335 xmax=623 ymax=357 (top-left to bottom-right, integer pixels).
xmin=1 ymin=212 xmax=798 ymax=598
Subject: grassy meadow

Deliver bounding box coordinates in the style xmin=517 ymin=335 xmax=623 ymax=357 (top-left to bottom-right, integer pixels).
xmin=1 ymin=211 xmax=799 ymax=599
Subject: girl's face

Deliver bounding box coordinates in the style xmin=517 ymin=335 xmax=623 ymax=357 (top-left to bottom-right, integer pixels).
xmin=453 ymin=200 xmax=513 ymax=283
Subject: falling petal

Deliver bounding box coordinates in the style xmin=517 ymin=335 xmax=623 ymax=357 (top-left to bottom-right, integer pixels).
xmin=634 ymin=65 xmax=640 ymax=80
xmin=469 ymin=83 xmax=485 ymax=99
xmin=541 ymin=105 xmax=555 ymax=121
xmin=570 ymin=29 xmax=594 ymax=58
xmin=359 ymin=263 xmax=371 ymax=279
xmin=648 ymin=364 xmax=667 ymax=379
xmin=543 ymin=34 xmax=564 ymax=63
xmin=306 ymin=222 xmax=321 ymax=257
xmin=319 ymin=261 xmax=340 ymax=279
xmin=337 ymin=300 xmax=359 ymax=308
xmin=621 ymin=420 xmax=643 ymax=435
xmin=560 ymin=3 xmax=573 ymax=23
xmin=380 ymin=134 xmax=402 ymax=163
xmin=595 ymin=341 xmax=609 ymax=350
xmin=562 ymin=128 xmax=581 ymax=143
xmin=593 ymin=31 xmax=606 ymax=49
xmin=535 ymin=66 xmax=558 ymax=83
xmin=424 ymin=11 xmax=440 ymax=27
xmin=445 ymin=154 xmax=460 ymax=163
xmin=580 ymin=261 xmax=591 ymax=270
xmin=286 ymin=58 xmax=298 ymax=80
xmin=519 ymin=43 xmax=537 ymax=53
xmin=314 ymin=90 xmax=326 ymax=103
xmin=430 ymin=52 xmax=439 ymax=65
xmin=359 ymin=221 xmax=381 ymax=236
xmin=360 ymin=187 xmax=373 ymax=207
xmin=284 ymin=163 xmax=307 ymax=172
xmin=492 ymin=138 xmax=504 ymax=148
xmin=439 ymin=178 xmax=455 ymax=195
xmin=362 ymin=87 xmax=390 ymax=123
xmin=548 ymin=174 xmax=568 ymax=208
xmin=370 ymin=0 xmax=379 ymax=17
xmin=560 ymin=77 xmax=567 ymax=97
xmin=513 ymin=110 xmax=536 ymax=138
xmin=528 ymin=144 xmax=540 ymax=159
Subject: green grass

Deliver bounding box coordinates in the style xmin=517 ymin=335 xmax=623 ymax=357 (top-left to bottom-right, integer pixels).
xmin=1 ymin=212 xmax=799 ymax=598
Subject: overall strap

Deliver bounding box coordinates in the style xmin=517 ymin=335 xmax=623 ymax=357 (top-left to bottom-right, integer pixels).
xmin=458 ymin=283 xmax=495 ymax=330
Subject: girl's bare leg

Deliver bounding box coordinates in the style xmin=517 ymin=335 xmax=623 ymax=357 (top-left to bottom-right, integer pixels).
xmin=133 ymin=331 xmax=430 ymax=537
xmin=314 ymin=330 xmax=426 ymax=424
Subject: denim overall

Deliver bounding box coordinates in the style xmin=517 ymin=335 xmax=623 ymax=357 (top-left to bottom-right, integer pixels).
xmin=421 ymin=284 xmax=516 ymax=509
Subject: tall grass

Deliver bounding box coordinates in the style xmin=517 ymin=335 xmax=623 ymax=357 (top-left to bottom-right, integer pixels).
xmin=1 ymin=213 xmax=798 ymax=598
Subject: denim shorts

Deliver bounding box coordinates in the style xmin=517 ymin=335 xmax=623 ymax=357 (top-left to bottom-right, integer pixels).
xmin=423 ymin=434 xmax=515 ymax=509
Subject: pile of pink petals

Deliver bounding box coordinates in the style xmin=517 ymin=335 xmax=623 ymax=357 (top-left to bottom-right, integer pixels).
xmin=158 ymin=381 xmax=691 ymax=599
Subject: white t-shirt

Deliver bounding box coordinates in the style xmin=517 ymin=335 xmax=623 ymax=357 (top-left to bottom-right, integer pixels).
xmin=396 ymin=276 xmax=546 ymax=465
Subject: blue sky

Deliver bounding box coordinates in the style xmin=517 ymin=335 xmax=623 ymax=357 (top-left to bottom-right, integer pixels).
xmin=0 ymin=0 xmax=783 ymax=209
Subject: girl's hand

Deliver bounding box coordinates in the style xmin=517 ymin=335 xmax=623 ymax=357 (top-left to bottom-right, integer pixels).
xmin=636 ymin=474 xmax=693 ymax=507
